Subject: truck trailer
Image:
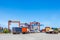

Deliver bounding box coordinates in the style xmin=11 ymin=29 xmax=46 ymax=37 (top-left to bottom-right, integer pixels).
xmin=12 ymin=27 xmax=22 ymax=34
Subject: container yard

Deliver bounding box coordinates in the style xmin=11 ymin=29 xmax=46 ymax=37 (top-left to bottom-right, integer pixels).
xmin=0 ymin=0 xmax=60 ymax=40
xmin=0 ymin=20 xmax=60 ymax=34
xmin=0 ymin=20 xmax=60 ymax=40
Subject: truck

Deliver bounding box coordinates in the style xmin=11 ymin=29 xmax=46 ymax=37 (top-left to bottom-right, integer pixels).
xmin=22 ymin=27 xmax=29 ymax=34
xmin=58 ymin=28 xmax=60 ymax=33
xmin=46 ymin=28 xmax=58 ymax=34
xmin=12 ymin=27 xmax=22 ymax=34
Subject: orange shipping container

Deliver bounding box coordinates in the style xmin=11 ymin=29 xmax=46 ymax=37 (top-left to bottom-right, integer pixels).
xmin=22 ymin=27 xmax=28 ymax=33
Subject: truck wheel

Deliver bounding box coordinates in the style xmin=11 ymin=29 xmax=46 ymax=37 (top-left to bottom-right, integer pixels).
xmin=50 ymin=32 xmax=53 ymax=34
xmin=13 ymin=33 xmax=16 ymax=34
xmin=54 ymin=32 xmax=58 ymax=34
xmin=17 ymin=33 xmax=20 ymax=34
xmin=22 ymin=32 xmax=25 ymax=34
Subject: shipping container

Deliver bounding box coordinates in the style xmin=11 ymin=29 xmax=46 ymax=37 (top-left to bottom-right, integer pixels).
xmin=22 ymin=27 xmax=28 ymax=34
xmin=12 ymin=27 xmax=22 ymax=34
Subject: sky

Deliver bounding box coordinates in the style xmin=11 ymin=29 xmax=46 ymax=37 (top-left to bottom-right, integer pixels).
xmin=0 ymin=0 xmax=60 ymax=29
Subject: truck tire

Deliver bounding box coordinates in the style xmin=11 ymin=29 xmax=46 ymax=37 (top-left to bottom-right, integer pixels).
xmin=22 ymin=32 xmax=25 ymax=34
xmin=13 ymin=33 xmax=16 ymax=34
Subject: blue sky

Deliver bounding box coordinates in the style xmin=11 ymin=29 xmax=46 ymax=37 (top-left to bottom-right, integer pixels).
xmin=0 ymin=0 xmax=60 ymax=29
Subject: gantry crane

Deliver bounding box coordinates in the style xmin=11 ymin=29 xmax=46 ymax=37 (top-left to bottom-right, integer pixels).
xmin=20 ymin=23 xmax=28 ymax=26
xmin=8 ymin=20 xmax=20 ymax=29
xmin=30 ymin=21 xmax=40 ymax=31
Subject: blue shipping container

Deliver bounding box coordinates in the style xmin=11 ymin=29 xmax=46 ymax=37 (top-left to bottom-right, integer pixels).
xmin=12 ymin=27 xmax=22 ymax=34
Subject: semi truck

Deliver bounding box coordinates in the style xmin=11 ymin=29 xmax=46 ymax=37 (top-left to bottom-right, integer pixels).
xmin=22 ymin=27 xmax=29 ymax=34
xmin=12 ymin=27 xmax=22 ymax=34
xmin=12 ymin=27 xmax=30 ymax=34
xmin=46 ymin=28 xmax=58 ymax=34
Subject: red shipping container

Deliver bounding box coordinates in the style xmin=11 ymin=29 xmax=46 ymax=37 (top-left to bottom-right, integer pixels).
xmin=22 ymin=27 xmax=28 ymax=33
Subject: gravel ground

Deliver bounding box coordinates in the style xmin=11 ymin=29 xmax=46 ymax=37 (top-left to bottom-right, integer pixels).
xmin=0 ymin=33 xmax=60 ymax=40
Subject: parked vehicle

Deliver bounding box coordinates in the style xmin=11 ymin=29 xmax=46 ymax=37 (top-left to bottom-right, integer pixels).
xmin=58 ymin=28 xmax=60 ymax=33
xmin=46 ymin=29 xmax=58 ymax=34
xmin=12 ymin=27 xmax=22 ymax=34
xmin=46 ymin=29 xmax=53 ymax=33
xmin=45 ymin=27 xmax=51 ymax=32
xmin=52 ymin=28 xmax=58 ymax=34
xmin=22 ymin=27 xmax=29 ymax=34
